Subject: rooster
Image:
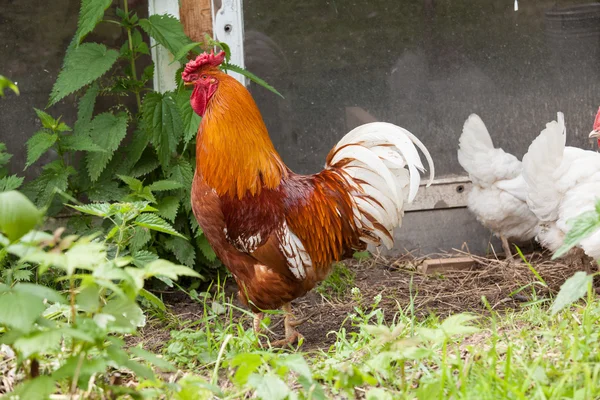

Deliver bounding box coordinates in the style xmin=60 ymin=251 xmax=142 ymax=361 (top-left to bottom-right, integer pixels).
xmin=457 ymin=114 xmax=538 ymax=259
xmin=522 ymin=111 xmax=600 ymax=261
xmin=183 ymin=51 xmax=434 ymax=345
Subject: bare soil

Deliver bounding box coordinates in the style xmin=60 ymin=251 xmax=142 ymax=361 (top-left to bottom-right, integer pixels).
xmin=139 ymin=250 xmax=595 ymax=352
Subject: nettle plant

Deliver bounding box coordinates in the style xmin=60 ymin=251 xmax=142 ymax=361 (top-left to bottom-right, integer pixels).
xmin=22 ymin=0 xmax=279 ymax=276
xmin=0 ymin=190 xmax=200 ymax=397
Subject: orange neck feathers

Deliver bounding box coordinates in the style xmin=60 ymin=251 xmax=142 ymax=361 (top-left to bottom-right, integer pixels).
xmin=196 ymin=73 xmax=287 ymax=199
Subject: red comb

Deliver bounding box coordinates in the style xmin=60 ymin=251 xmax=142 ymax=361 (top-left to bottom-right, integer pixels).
xmin=594 ymin=106 xmax=600 ymax=130
xmin=182 ymin=50 xmax=226 ymax=82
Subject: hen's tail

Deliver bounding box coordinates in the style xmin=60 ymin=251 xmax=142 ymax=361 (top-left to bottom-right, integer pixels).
xmin=522 ymin=112 xmax=566 ymax=221
xmin=326 ymin=122 xmax=434 ymax=249
xmin=457 ymin=114 xmax=512 ymax=186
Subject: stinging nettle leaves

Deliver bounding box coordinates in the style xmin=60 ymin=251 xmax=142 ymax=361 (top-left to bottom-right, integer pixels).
xmin=75 ymin=0 xmax=114 ymax=45
xmin=553 ymin=203 xmax=600 ymax=259
xmin=138 ymin=14 xmax=192 ymax=59
xmin=222 ymin=63 xmax=284 ymax=98
xmin=134 ymin=213 xmax=186 ymax=239
xmin=176 ymin=89 xmax=201 ymax=144
xmin=49 ymin=43 xmax=119 ymax=106
xmin=142 ymin=91 xmax=182 ymax=167
xmin=86 ymin=112 xmax=129 ymax=181
xmin=26 ymin=131 xmax=58 ymax=168
xmin=551 ymin=271 xmax=594 ymax=315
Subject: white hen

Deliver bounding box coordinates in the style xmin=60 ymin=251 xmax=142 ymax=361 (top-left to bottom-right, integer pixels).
xmin=522 ymin=112 xmax=600 ymax=260
xmin=458 ymin=114 xmax=539 ymax=259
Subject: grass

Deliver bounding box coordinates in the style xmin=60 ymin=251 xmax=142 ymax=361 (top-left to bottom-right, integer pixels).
xmin=315 ymin=262 xmax=355 ymax=300
xmin=137 ymin=276 xmax=600 ymax=400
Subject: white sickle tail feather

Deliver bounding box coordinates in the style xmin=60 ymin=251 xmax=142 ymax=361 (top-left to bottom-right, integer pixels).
xmin=326 ymin=122 xmax=435 ymax=249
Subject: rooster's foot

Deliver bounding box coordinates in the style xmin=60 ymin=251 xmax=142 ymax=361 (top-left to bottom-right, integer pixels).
xmin=500 ymin=235 xmax=514 ymax=262
xmin=270 ymin=303 xmax=305 ymax=347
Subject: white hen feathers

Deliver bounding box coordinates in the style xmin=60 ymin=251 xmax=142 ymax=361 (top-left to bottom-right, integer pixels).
xmin=458 ymin=114 xmax=539 ymax=243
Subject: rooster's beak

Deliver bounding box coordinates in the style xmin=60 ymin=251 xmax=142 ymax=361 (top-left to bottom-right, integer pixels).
xmin=184 ymin=81 xmax=195 ymax=87
xmin=589 ymin=129 xmax=600 ymax=139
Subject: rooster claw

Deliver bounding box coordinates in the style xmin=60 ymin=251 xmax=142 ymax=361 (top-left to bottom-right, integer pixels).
xmin=270 ymin=331 xmax=304 ymax=348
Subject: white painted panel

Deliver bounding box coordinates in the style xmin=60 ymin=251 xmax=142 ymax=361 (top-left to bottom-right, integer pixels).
xmin=148 ymin=0 xmax=180 ymax=93
xmin=212 ymin=0 xmax=247 ymax=86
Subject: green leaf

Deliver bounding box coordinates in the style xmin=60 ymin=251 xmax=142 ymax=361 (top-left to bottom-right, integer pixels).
xmin=134 ymin=213 xmax=185 ymax=238
xmin=222 ymin=63 xmax=284 ymax=98
xmin=86 ymin=112 xmax=129 ymax=181
xmin=138 ymin=14 xmax=192 ymax=58
xmin=139 ymin=287 xmax=165 ymax=310
xmin=75 ymin=0 xmax=113 ymax=44
xmin=0 ymin=291 xmax=45 ymax=332
xmin=26 ymin=130 xmax=58 ymax=167
xmin=0 ymin=175 xmax=24 ymax=192
xmin=279 ymin=354 xmax=312 ymax=379
xmin=3 ymin=376 xmax=55 ymax=400
xmin=70 ymin=202 xmax=112 ymax=217
xmin=130 ymin=226 xmax=151 ymax=251
xmin=76 ymin=283 xmax=101 ymax=312
xmin=230 ymin=353 xmax=264 ymax=386
xmin=168 ymin=157 xmax=194 ymax=187
xmin=0 ymin=75 xmax=19 ymax=97
xmin=34 ymin=108 xmax=58 ymax=129
xmin=197 ymin=235 xmax=217 ymax=262
xmin=551 ymin=271 xmax=594 ymax=315
xmin=0 ymin=191 xmax=42 ymax=242
xmin=247 ymin=374 xmax=290 ymax=400
xmin=142 ymin=91 xmax=182 ymax=167
xmin=164 ymin=236 xmax=196 ymax=267
xmin=102 ymin=298 xmax=146 ymax=332
xmin=157 ymin=196 xmax=179 ymax=221
xmin=132 ymin=249 xmax=158 ymax=268
xmin=74 ymin=83 xmax=99 ymax=134
xmin=148 ymin=180 xmax=184 ymax=192
xmin=176 ymin=89 xmax=201 ymax=144
xmin=119 ymin=128 xmax=150 ymax=174
xmin=61 ymin=133 xmax=106 ymax=152
xmin=553 ymin=208 xmax=600 ymax=259
xmin=29 ymin=160 xmax=76 ymax=206
xmin=13 ymin=283 xmax=66 ymax=304
xmin=439 ymin=313 xmax=480 ymax=337
xmin=49 ymin=43 xmax=119 ymax=106
xmin=13 ymin=329 xmax=63 ymax=359
xmin=172 ymin=41 xmax=203 ymax=62
xmin=141 ymin=259 xmax=202 ymax=280
xmin=129 ymin=346 xmax=175 ymax=371
xmin=118 ymin=174 xmax=144 ymax=192
xmin=52 ymin=355 xmax=107 ymax=390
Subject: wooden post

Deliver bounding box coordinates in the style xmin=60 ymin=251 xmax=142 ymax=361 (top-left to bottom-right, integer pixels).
xmin=180 ymin=0 xmax=213 ymax=42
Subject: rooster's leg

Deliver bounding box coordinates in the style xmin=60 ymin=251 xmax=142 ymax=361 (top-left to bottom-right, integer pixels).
xmin=500 ymin=235 xmax=514 ymax=261
xmin=270 ymin=303 xmax=304 ymax=347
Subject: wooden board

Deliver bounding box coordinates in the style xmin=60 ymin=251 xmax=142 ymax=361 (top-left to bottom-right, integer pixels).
xmin=180 ymin=0 xmax=213 ymax=42
xmin=418 ymin=256 xmax=477 ymax=274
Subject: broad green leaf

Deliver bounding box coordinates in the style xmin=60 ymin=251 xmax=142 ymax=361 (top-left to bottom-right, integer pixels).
xmin=176 ymin=89 xmax=201 ymax=144
xmin=553 ymin=208 xmax=600 ymax=259
xmin=52 ymin=355 xmax=107 ymax=389
xmin=118 ymin=174 xmax=144 ymax=192
xmin=118 ymin=128 xmax=151 ymax=174
xmin=129 ymin=151 xmax=160 ymax=178
xmin=222 ymin=63 xmax=283 ymax=98
xmin=164 ymin=236 xmax=195 ymax=267
xmin=0 ymin=175 xmax=24 ymax=192
xmin=61 ymin=133 xmax=106 ymax=152
xmin=138 ymin=14 xmax=192 ymax=58
xmin=247 ymin=374 xmax=290 ymax=400
xmin=168 ymin=157 xmax=194 ymax=186
xmin=139 ymin=288 xmax=166 ymax=311
xmin=70 ymin=202 xmax=112 ymax=217
xmin=0 ymin=290 xmax=45 ymax=332
xmin=34 ymin=108 xmax=58 ymax=129
xmin=86 ymin=179 xmax=128 ymax=202
xmin=129 ymin=346 xmax=175 ymax=371
xmin=13 ymin=329 xmax=63 ymax=359
xmin=26 ymin=130 xmax=58 ymax=167
xmin=29 ymin=160 xmax=76 ymax=206
xmin=49 ymin=43 xmax=119 ymax=106
xmin=86 ymin=112 xmax=128 ymax=181
xmin=132 ymin=249 xmax=158 ymax=268
xmin=551 ymin=271 xmax=594 ymax=315
xmin=148 ymin=179 xmax=184 ymax=192
xmin=65 ymin=240 xmax=107 ymax=274
xmin=130 ymin=226 xmax=151 ymax=251
xmin=0 ymin=75 xmax=19 ymax=97
xmin=197 ymin=235 xmax=217 ymax=262
xmin=143 ymin=259 xmax=202 ymax=280
xmin=157 ymin=196 xmax=179 ymax=221
xmin=76 ymin=283 xmax=100 ymax=312
xmin=75 ymin=0 xmax=113 ymax=44
xmin=74 ymin=83 xmax=99 ymax=134
xmin=0 ymin=191 xmax=42 ymax=242
xmin=102 ymin=298 xmax=146 ymax=332
xmin=3 ymin=376 xmax=55 ymax=400
xmin=134 ymin=213 xmax=185 ymax=238
xmin=142 ymin=91 xmax=182 ymax=167
xmin=173 ymin=41 xmax=203 ymax=62
xmin=279 ymin=354 xmax=312 ymax=379
xmin=13 ymin=283 xmax=66 ymax=304
xmin=439 ymin=313 xmax=480 ymax=337
xmin=230 ymin=353 xmax=264 ymax=386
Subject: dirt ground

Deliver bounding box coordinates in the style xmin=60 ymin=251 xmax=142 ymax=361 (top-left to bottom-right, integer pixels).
xmin=140 ymin=250 xmax=595 ymax=352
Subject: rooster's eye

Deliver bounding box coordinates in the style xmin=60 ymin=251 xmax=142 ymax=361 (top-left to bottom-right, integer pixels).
xmin=201 ymin=74 xmax=209 ymax=80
